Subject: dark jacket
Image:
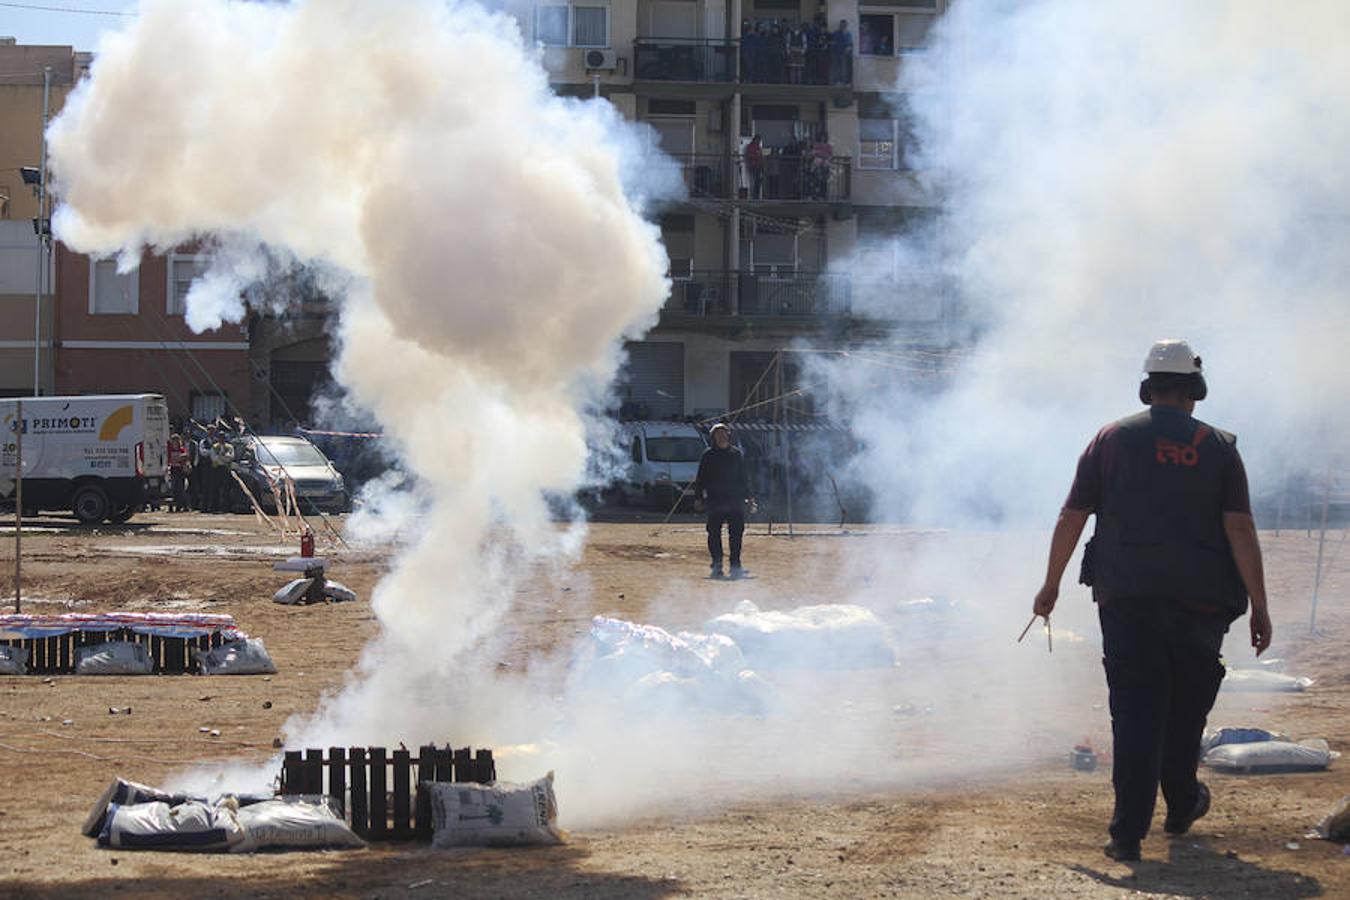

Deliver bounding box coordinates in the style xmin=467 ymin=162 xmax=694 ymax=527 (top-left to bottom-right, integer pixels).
xmin=694 ymin=446 xmax=750 ymax=506
xmin=1090 ymin=407 xmax=1248 ymax=617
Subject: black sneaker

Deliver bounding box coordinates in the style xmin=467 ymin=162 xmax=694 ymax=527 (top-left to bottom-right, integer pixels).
xmin=710 ymin=564 xmax=725 ymax=579
xmin=729 ymin=565 xmax=747 ymax=579
xmin=1164 ymin=782 xmax=1210 ymax=835
xmin=1103 ymin=838 xmax=1141 ymax=861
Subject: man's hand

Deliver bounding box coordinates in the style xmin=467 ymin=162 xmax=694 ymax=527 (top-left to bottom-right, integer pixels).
xmin=1033 ymin=584 xmax=1058 ymax=618
xmin=1250 ymin=605 xmax=1273 ymax=656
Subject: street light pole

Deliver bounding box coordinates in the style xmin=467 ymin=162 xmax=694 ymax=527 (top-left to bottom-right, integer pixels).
xmin=34 ymin=66 xmax=51 ymax=397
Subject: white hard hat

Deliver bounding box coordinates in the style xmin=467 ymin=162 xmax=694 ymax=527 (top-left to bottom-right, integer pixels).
xmin=1143 ymin=339 xmax=1202 ymax=375
xmin=709 ymin=422 xmax=730 ymax=434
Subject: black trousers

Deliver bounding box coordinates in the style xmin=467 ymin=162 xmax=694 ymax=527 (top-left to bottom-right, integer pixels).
xmin=706 ymin=503 xmax=745 ymax=568
xmin=1098 ymin=598 xmax=1228 ymax=843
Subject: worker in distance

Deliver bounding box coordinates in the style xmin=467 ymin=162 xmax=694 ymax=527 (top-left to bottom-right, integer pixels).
xmin=692 ymin=422 xmax=756 ymax=579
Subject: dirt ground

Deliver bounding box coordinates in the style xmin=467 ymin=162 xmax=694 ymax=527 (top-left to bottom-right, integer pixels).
xmin=0 ymin=510 xmax=1346 ymax=899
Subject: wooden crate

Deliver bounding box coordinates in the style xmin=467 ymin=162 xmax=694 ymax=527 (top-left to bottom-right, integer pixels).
xmin=279 ymin=744 xmax=496 ymax=841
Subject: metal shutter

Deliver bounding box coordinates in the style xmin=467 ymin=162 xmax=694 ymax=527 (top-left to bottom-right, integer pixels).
xmin=620 ymin=341 xmax=684 ymax=419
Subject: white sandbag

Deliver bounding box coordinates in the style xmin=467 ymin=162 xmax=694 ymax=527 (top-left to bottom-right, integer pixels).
xmin=1200 ymin=726 xmax=1288 ymax=757
xmin=76 ymin=641 xmax=154 ymax=676
xmin=428 ymin=773 xmax=563 ymax=848
xmin=234 ymin=798 xmax=364 ymax=852
xmin=194 ymin=638 xmax=277 ymax=675
xmin=1223 ymin=668 xmax=1314 ymax=692
xmin=585 ymin=617 xmax=770 ymax=715
xmin=0 ymin=644 xmax=28 ymax=675
xmin=1314 ymin=795 xmax=1350 ymax=841
xmin=705 ymin=600 xmax=896 ymax=669
xmin=99 ymin=800 xmax=243 ymax=851
xmin=1204 ymin=739 xmax=1339 ymax=773
xmin=273 ymin=578 xmax=314 ymax=605
xmin=323 ymin=580 xmax=357 ymax=603
xmin=83 ymin=778 xmax=197 ymax=837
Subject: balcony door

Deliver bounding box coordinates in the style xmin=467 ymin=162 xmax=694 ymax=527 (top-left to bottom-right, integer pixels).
xmin=650 ymin=1 xmax=698 ymax=38
xmin=649 ymin=117 xmax=695 ymax=156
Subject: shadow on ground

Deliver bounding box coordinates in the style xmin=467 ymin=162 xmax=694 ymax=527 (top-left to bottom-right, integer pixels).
xmin=1069 ymin=835 xmax=1325 ymax=897
xmin=0 ymin=844 xmax=683 ymax=900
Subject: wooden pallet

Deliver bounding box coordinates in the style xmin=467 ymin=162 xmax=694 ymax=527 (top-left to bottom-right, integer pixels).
xmin=279 ymin=744 xmax=496 ymax=841
xmin=1 ymin=629 xmax=228 ymax=675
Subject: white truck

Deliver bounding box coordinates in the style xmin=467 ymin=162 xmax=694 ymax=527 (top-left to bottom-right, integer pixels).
xmin=1 ymin=394 xmax=170 ymax=525
xmin=617 ymin=421 xmax=707 ymax=508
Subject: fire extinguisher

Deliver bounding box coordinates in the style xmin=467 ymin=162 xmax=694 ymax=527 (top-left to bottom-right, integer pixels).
xmin=300 ymin=528 xmax=315 ymax=558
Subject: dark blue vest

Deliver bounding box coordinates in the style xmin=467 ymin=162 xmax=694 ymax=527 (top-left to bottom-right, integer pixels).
xmin=1091 ymin=407 xmax=1248 ymax=617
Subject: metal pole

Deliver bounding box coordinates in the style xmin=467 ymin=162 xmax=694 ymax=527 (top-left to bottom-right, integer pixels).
xmin=34 ymin=66 xmax=52 ymax=396
xmin=14 ymin=399 xmax=22 ymax=613
xmin=1308 ymin=465 xmax=1331 ymax=634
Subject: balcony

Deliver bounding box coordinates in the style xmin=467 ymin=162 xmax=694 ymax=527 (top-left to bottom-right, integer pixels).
xmin=634 ymin=39 xmax=737 ymax=84
xmin=740 ymin=47 xmax=852 ymax=87
xmin=671 ymin=154 xmax=735 ymax=198
xmin=664 ymin=271 xmax=852 ymax=319
xmin=740 ymin=155 xmax=852 ymax=203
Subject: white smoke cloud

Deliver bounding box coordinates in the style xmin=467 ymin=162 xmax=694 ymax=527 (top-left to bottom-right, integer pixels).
xmin=49 ymin=0 xmax=672 ymax=745
xmin=829 ymin=0 xmax=1350 ymax=525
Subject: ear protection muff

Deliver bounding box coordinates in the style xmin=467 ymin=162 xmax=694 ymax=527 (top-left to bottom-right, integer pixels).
xmin=1139 ymin=380 xmax=1152 ymax=405
xmin=1140 ymin=373 xmax=1208 ymax=405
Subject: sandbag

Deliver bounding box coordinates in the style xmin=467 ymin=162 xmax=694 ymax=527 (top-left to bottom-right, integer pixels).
xmin=1314 ymin=795 xmax=1350 ymax=842
xmin=272 ymin=578 xmax=314 ymax=605
xmin=1200 ymin=726 xmax=1288 ymax=757
xmin=1204 ymin=739 xmax=1338 ymax=773
xmin=83 ymin=778 xmax=196 ymax=837
xmin=705 ymin=600 xmax=896 ymax=669
xmin=193 ymin=638 xmax=277 ymax=675
xmin=76 ymin=641 xmax=154 ymax=676
xmin=323 ymin=580 xmax=357 ymax=603
xmin=234 ymin=798 xmax=364 ymax=852
xmin=98 ymin=800 xmax=243 ymax=851
xmin=0 ymin=644 xmax=28 ymax=675
xmin=428 ymin=773 xmax=563 ymax=848
xmin=1222 ymin=668 xmax=1314 ymax=692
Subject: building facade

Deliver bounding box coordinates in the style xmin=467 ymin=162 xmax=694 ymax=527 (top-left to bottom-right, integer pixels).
xmin=510 ymin=0 xmax=954 ymax=421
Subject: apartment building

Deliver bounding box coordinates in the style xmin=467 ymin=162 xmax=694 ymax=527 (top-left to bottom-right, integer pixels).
xmin=0 ymin=40 xmax=85 ymax=396
xmin=512 ymin=0 xmax=953 ymax=421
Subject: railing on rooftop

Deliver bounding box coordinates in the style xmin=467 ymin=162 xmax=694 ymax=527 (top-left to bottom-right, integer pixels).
xmin=739 ymin=42 xmax=852 ymax=87
xmin=670 ymin=154 xmax=735 ymax=198
xmin=665 ymin=271 xmax=852 ymax=318
xmin=634 ymin=38 xmax=737 ymax=83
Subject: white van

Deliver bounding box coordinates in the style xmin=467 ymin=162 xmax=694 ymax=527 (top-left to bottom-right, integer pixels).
xmin=1 ymin=394 xmax=170 ymax=524
xmin=617 ymin=421 xmax=707 ymax=508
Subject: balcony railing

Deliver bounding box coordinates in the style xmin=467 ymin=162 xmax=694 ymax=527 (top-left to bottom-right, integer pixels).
xmin=633 ymin=38 xmax=853 ymax=86
xmin=738 ymin=154 xmax=851 ymax=202
xmin=670 ymin=154 xmax=735 ymax=198
xmin=665 ymin=271 xmax=852 ymax=318
xmin=634 ymin=39 xmax=737 ymax=83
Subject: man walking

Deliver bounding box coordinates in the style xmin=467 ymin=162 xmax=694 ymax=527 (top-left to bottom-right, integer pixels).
xmin=1032 ymin=339 xmax=1273 ymax=862
xmin=693 ymin=423 xmax=755 ymax=579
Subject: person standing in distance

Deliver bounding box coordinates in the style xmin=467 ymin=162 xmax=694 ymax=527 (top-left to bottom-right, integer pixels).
xmin=693 ymin=423 xmax=755 ymax=579
xmin=1032 ymin=339 xmax=1273 ymax=862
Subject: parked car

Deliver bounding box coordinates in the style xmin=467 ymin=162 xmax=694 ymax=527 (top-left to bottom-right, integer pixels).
xmin=238 ymin=435 xmax=348 ymax=514
xmin=616 ymin=421 xmax=707 ymax=509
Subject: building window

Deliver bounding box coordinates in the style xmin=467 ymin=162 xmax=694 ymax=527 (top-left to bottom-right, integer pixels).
xmin=859 ymin=3 xmax=938 ymax=56
xmin=167 ymin=253 xmax=208 ymax=316
xmin=535 ymin=3 xmax=609 ymax=48
xmin=859 ymin=118 xmax=899 ymax=169
xmin=89 ymin=258 xmax=138 ymax=315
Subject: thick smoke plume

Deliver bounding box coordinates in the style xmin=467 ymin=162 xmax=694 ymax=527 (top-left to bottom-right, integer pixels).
xmin=49 ymin=0 xmax=670 ymax=747
xmin=830 ymin=0 xmax=1350 ymax=526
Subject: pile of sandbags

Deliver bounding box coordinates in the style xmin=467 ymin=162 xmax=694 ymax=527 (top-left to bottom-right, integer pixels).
xmin=76 ymin=641 xmax=155 ymax=676
xmin=83 ymin=778 xmax=362 ymax=853
xmin=0 ymin=645 xmax=29 ymax=675
xmin=192 ymin=638 xmax=277 ymax=676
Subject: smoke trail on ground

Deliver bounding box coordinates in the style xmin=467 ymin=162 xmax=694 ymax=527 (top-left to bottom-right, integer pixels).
xmin=48 ymin=0 xmax=672 ymax=745
xmin=826 ymin=0 xmax=1350 ymax=526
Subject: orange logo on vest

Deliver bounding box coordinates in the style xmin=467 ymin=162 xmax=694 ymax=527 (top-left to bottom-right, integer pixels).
xmin=1154 ymin=425 xmax=1211 ymax=467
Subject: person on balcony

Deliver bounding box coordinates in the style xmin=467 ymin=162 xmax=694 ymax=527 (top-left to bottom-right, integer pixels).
xmin=811 ymin=133 xmax=834 ymax=199
xmin=787 ymin=23 xmax=808 ymax=84
xmin=740 ymin=19 xmax=757 ymax=82
xmin=830 ymin=19 xmax=853 ymax=84
xmin=745 ymin=135 xmax=765 ymax=199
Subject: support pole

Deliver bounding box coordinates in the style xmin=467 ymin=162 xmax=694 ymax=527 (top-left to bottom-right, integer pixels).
xmin=1308 ymin=465 xmax=1331 ymax=634
xmin=34 ymin=67 xmax=51 ymax=396
xmin=14 ymin=399 xmax=22 ymax=613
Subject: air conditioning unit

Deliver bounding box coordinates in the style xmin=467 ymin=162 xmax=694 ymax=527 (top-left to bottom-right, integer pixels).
xmin=583 ymin=48 xmax=618 ymax=70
